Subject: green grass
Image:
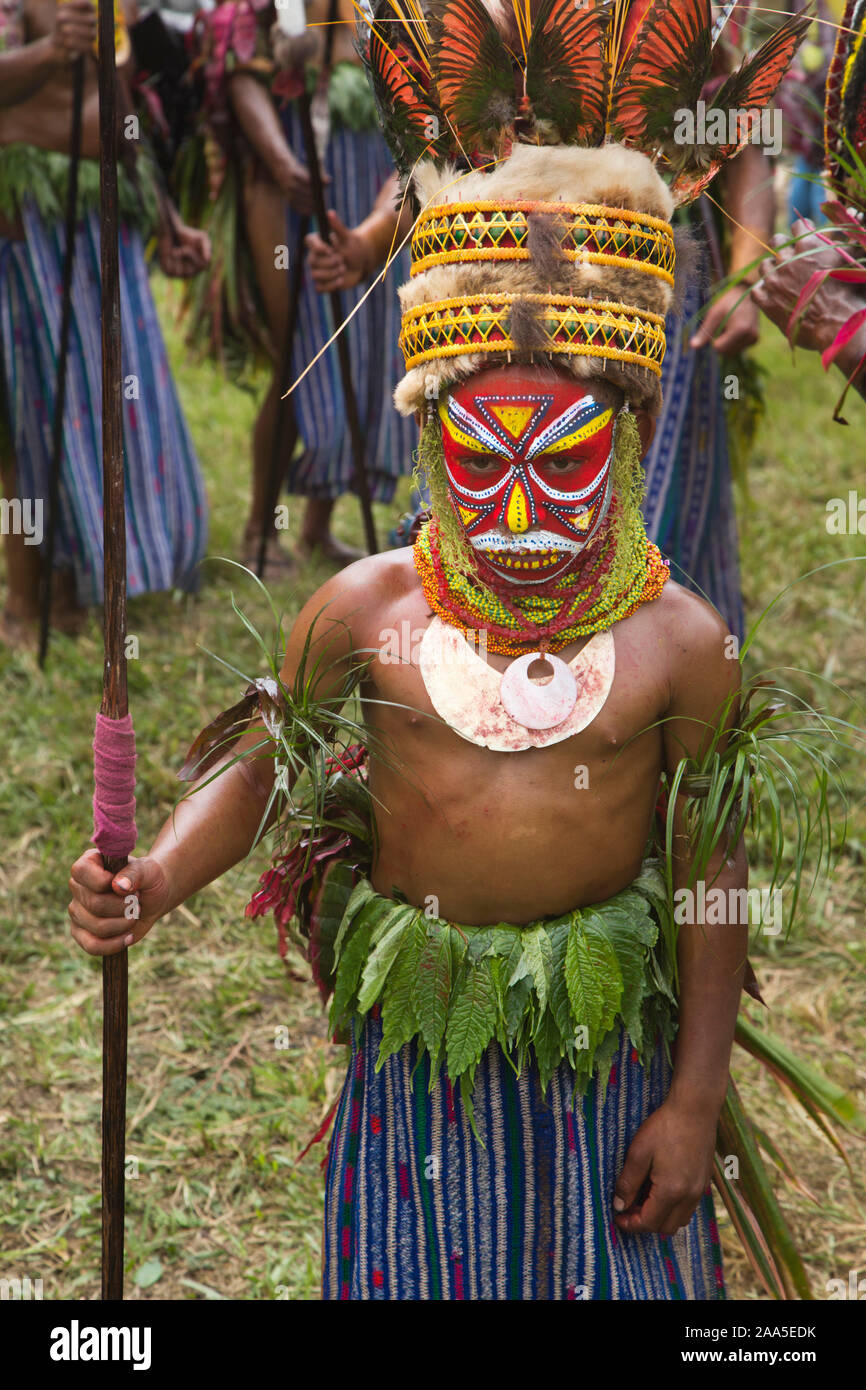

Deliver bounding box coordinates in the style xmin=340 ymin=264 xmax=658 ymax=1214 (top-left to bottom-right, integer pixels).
xmin=0 ymin=279 xmax=863 ymax=1301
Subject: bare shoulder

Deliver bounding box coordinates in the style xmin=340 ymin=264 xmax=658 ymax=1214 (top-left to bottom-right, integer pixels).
xmin=649 ymin=580 xmax=736 ymax=660
xmin=281 ymin=549 xmax=418 ymax=683
xmin=296 ymin=547 xmax=417 ymax=631
xmin=643 ymin=581 xmax=741 ymax=725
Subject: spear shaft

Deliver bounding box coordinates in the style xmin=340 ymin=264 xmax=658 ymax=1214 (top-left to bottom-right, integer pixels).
xmin=97 ymin=0 xmax=129 ymax=1303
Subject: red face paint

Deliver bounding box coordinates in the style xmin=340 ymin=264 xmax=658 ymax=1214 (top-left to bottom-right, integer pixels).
xmin=439 ymin=368 xmax=616 ymax=584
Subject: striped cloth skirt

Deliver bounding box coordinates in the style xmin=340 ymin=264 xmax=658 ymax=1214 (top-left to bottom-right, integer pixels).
xmin=642 ymin=258 xmax=744 ymax=640
xmin=323 ymin=1015 xmax=726 ymax=1301
xmin=0 ymin=202 xmax=207 ymax=606
xmin=281 ymin=110 xmax=418 ymax=504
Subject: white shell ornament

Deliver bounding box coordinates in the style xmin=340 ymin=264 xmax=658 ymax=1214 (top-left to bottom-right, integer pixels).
xmin=498 ymin=652 xmax=578 ymax=730
xmin=418 ymin=618 xmax=616 ymax=753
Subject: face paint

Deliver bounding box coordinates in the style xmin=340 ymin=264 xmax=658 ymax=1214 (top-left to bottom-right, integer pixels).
xmin=439 ymin=370 xmax=616 ymax=585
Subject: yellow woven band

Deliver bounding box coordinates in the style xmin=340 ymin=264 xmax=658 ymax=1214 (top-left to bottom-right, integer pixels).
xmin=411 ymin=201 xmax=676 ymax=285
xmin=399 ymin=293 xmax=667 ymax=377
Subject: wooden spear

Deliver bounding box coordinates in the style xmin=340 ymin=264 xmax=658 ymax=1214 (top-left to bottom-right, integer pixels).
xmin=38 ymin=54 xmax=85 ymax=669
xmin=97 ymin=0 xmax=129 ymax=1302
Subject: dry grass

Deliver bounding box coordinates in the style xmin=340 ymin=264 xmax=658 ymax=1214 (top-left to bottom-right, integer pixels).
xmin=0 ymin=281 xmax=863 ymax=1300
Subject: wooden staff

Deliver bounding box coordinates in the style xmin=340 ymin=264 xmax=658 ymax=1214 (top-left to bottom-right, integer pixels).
xmin=97 ymin=0 xmax=129 ymax=1302
xmin=38 ymin=55 xmax=85 ymax=669
xmin=296 ymin=89 xmax=378 ymax=556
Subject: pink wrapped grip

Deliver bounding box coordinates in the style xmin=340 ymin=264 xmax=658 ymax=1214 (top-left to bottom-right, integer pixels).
xmin=92 ymin=712 xmax=137 ymax=860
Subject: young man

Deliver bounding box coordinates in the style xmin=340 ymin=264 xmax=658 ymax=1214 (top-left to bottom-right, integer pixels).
xmin=68 ymin=0 xmax=806 ymax=1299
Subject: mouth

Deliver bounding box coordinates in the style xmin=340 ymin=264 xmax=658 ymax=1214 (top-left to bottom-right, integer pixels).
xmin=479 ymin=547 xmax=569 ymax=574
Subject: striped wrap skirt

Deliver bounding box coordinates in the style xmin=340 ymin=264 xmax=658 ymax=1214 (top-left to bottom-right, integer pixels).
xmin=0 ymin=202 xmax=207 ymax=606
xmin=323 ymin=1014 xmax=726 ymax=1301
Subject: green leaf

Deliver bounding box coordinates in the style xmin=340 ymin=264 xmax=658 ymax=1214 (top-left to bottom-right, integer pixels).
xmin=584 ymin=901 xmax=652 ymax=1046
xmin=368 ymin=900 xmax=413 ymax=952
xmin=329 ymin=915 xmax=376 ymax=1032
xmin=504 ymin=972 xmax=533 ymax=1044
xmin=378 ymin=914 xmax=425 ymax=1063
xmin=313 ymin=860 xmax=358 ymax=990
xmin=519 ymin=925 xmax=553 ymax=1013
xmin=548 ymin=922 xmax=573 ymax=1043
xmin=412 ymin=922 xmax=452 ymax=1063
xmin=134 ymin=1258 xmax=163 ymax=1289
xmin=446 ymin=958 xmax=498 ymax=1079
xmin=565 ymin=913 xmax=622 ymax=1049
xmin=357 ymin=908 xmax=415 ymax=1014
xmin=332 ymin=879 xmax=376 ymax=961
xmin=533 ymin=1007 xmax=565 ymax=1097
xmin=591 ymin=1026 xmax=623 ymax=1102
xmin=459 ymin=1065 xmax=480 ymax=1141
xmin=466 ymin=927 xmax=495 ymax=963
xmin=505 ymin=934 xmax=533 ymax=989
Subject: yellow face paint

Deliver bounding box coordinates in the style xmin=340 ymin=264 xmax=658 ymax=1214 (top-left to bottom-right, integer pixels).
xmin=505 ymin=480 xmax=532 ymax=533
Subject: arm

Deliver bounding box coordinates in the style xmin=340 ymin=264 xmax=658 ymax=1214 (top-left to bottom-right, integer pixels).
xmin=752 ymin=220 xmax=866 ymax=401
xmin=614 ymin=593 xmax=746 ymax=1237
xmin=690 ymin=143 xmax=775 ymax=354
xmin=68 ymin=568 xmax=362 ymax=955
xmin=307 ymin=173 xmax=412 ymax=293
xmin=227 ymin=72 xmax=316 ymax=212
xmin=0 ymin=0 xmax=95 ymax=108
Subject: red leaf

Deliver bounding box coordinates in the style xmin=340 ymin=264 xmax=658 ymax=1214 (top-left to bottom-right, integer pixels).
xmin=821 ymin=307 xmax=866 ymax=369
xmin=785 ymin=267 xmax=830 ymax=343
xmin=827 ymin=267 xmax=866 ymax=284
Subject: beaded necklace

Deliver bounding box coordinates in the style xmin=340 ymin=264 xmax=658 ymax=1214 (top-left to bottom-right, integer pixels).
xmin=413 ymin=509 xmax=669 ymax=656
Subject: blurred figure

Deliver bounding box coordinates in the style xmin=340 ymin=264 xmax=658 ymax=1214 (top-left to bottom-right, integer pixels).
xmin=0 ymin=0 xmax=210 ymax=647
xmin=185 ymin=0 xmax=415 ymax=572
xmin=777 ymin=3 xmax=835 ymax=226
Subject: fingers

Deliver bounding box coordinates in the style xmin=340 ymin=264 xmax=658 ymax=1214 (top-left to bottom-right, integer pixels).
xmin=68 ymin=871 xmax=132 ymax=937
xmin=615 ymin=1181 xmax=705 ymax=1238
xmin=615 ymin=1183 xmax=676 ymax=1236
xmin=70 ymin=846 xmax=114 ymax=893
xmin=711 ymin=322 xmax=759 ymax=355
xmin=54 ymin=2 xmax=97 ymax=57
xmin=693 ymin=297 xmax=759 ymax=355
xmin=326 ymin=210 xmax=350 ymax=248
xmin=306 ymin=233 xmax=348 ymax=292
xmin=68 ymin=851 xmax=154 ymax=951
xmin=305 ymin=232 xmax=340 ymax=269
xmin=613 ymin=1135 xmax=651 ymax=1215
xmin=69 ymin=918 xmax=137 ymax=957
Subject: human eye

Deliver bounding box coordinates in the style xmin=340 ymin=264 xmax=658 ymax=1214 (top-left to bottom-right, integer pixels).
xmin=461 ymin=455 xmax=504 ymax=475
xmin=536 ymin=454 xmax=584 ymax=475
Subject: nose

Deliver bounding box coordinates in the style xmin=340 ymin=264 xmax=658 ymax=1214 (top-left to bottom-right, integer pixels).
xmin=502 ymin=476 xmax=532 ymax=533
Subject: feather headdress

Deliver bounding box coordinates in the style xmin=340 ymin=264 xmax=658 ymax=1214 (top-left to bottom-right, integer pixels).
xmin=362 ymin=0 xmax=809 ymax=414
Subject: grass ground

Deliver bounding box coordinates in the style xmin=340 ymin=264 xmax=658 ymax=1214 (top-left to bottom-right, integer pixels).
xmin=0 ymin=278 xmax=863 ymax=1301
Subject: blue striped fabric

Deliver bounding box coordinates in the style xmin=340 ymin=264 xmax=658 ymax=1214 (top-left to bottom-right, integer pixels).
xmin=323 ymin=1014 xmax=726 ymax=1301
xmin=281 ymin=109 xmax=418 ymax=503
xmin=0 ymin=202 xmax=207 ymax=605
xmin=642 ymin=258 xmax=744 ymax=641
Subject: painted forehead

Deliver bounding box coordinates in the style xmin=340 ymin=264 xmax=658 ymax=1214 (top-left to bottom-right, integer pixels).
xmin=439 ymin=378 xmax=613 ymax=459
